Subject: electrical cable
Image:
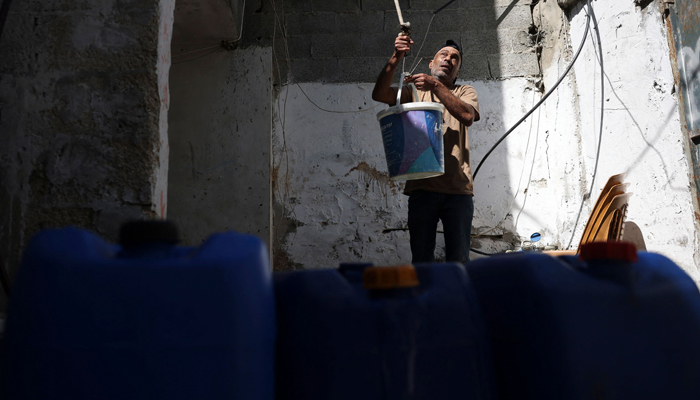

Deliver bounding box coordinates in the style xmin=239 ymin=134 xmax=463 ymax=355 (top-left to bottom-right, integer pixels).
xmin=473 ymin=7 xmax=547 ymax=242
xmin=173 ymin=43 xmax=222 ymax=58
xmin=172 ymin=0 xmax=246 ymax=65
xmin=0 ymin=256 xmax=9 ymax=299
xmin=0 ymin=0 xmax=14 ymax=43
xmin=470 ymin=0 xmax=601 ymax=256
xmin=236 ymin=0 xmax=246 ymax=44
xmin=402 ymin=0 xmax=455 ymax=78
xmin=407 ymin=14 xmax=436 ymax=74
xmin=565 ymin=1 xmax=605 ymax=250
xmin=470 ymin=248 xmax=495 ymax=257
xmin=434 ymin=0 xmax=458 ymax=15
xmin=295 ymin=83 xmax=381 ymax=114
xmin=472 ymin=0 xmax=593 ymax=181
xmin=172 ymin=48 xmax=222 ymax=65
xmin=270 ymin=3 xmax=387 ymax=115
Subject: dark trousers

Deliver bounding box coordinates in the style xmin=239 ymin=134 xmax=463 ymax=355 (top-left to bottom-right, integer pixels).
xmin=408 ymin=191 xmax=474 ymax=264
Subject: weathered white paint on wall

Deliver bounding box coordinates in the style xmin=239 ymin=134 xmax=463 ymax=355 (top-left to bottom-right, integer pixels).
xmin=156 ymin=0 xmax=175 ymax=220
xmin=566 ymin=1 xmax=699 ymax=277
xmin=531 ymin=0 xmax=592 ymax=251
xmin=273 ymin=74 xmax=590 ymax=268
xmin=272 ymin=84 xmax=411 ymax=268
xmin=469 ymin=77 xmax=587 ymax=255
xmin=680 ymin=35 xmax=700 ymax=130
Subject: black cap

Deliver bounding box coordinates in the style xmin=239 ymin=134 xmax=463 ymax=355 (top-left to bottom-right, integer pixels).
xmin=119 ymin=220 xmax=180 ymax=247
xmin=439 ymin=39 xmax=462 ymax=59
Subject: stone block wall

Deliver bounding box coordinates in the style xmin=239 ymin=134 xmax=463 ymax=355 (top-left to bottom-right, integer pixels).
xmin=242 ymin=0 xmax=540 ymax=83
xmin=0 ymin=0 xmax=172 ymax=298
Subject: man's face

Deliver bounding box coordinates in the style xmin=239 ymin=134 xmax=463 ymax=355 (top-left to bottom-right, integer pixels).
xmin=429 ymin=46 xmax=461 ymax=84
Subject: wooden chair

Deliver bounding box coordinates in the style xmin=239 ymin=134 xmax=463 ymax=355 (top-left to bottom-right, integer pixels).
xmin=544 ymin=174 xmax=632 ymax=256
xmin=621 ymin=221 xmax=646 ymax=251
xmin=590 ymin=192 xmax=632 ymax=242
xmin=580 ymin=182 xmax=629 ymax=244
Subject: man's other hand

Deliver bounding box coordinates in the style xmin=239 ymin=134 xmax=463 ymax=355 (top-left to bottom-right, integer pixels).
xmin=405 ymin=73 xmax=439 ymax=92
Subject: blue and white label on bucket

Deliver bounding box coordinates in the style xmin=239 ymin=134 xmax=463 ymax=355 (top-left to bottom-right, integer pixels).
xmin=379 ymin=108 xmax=444 ymax=180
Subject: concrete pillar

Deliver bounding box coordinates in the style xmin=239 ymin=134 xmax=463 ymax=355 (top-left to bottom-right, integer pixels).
xmin=0 ymin=0 xmax=174 ymax=301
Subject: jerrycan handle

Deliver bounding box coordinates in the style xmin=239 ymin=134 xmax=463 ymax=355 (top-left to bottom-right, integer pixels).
xmin=396 ymin=72 xmax=419 ymax=105
xmin=363 ymin=265 xmax=420 ymax=290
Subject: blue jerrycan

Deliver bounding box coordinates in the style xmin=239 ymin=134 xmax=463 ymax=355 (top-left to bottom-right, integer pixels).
xmin=1 ymin=221 xmax=275 ymax=400
xmin=274 ymin=262 xmax=496 ymax=400
xmin=465 ymin=241 xmax=700 ymax=400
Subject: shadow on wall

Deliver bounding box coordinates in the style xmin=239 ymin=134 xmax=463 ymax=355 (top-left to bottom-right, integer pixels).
xmin=167 ymin=0 xmax=272 ymax=250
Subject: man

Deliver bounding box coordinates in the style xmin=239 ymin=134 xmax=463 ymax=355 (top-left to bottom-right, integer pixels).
xmin=372 ymin=34 xmax=481 ymax=264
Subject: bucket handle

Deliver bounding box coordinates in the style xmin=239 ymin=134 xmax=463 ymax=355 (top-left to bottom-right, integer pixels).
xmin=397 ymin=72 xmax=419 ymax=105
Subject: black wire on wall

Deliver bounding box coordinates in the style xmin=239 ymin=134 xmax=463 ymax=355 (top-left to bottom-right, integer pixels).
xmin=0 ymin=0 xmax=13 ymax=42
xmin=470 ymin=0 xmax=604 ymax=256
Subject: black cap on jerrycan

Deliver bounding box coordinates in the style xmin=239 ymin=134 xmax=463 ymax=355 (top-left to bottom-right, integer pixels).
xmin=120 ymin=220 xmax=180 ymax=246
xmin=118 ymin=220 xmax=180 ymax=258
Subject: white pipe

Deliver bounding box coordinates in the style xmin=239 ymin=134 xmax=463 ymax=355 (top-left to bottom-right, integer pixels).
xmin=394 ymin=0 xmax=405 ymax=25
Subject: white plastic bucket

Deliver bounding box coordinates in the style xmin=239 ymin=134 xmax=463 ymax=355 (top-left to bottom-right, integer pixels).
xmin=376 ymin=76 xmax=445 ymax=181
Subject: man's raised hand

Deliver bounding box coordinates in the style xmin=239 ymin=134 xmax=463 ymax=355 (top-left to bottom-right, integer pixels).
xmin=395 ymin=35 xmax=414 ymax=56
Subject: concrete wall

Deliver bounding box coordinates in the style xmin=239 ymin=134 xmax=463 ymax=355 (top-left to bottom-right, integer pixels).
xmin=167 ymin=0 xmax=272 ymax=248
xmin=563 ymin=0 xmax=700 ymax=278
xmin=270 ymin=83 xmax=411 ymax=268
xmin=167 ymin=47 xmax=272 ymax=247
xmin=0 ymin=0 xmax=173 ymax=304
xmin=261 ymin=0 xmax=700 ymax=275
xmin=5 ymin=0 xmax=689 ymax=287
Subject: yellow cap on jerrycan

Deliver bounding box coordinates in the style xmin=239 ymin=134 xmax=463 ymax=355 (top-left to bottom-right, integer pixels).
xmin=363 ymin=265 xmax=420 ymax=289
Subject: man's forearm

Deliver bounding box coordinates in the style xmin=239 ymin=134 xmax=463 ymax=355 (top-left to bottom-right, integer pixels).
xmin=372 ymin=52 xmax=402 ymax=106
xmin=431 ymin=83 xmax=475 ymax=126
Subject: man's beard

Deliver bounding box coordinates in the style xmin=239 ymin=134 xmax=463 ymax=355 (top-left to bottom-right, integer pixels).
xmin=432 ymin=68 xmax=449 ymax=80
